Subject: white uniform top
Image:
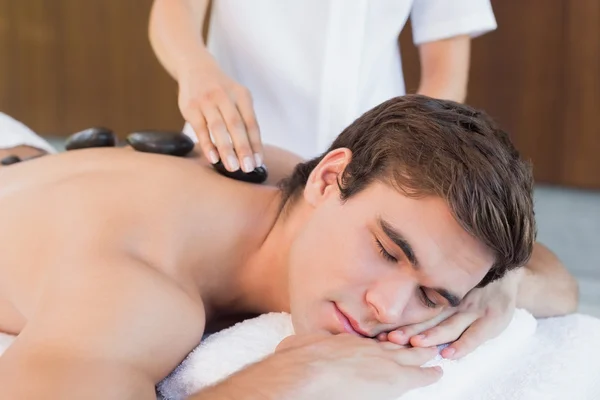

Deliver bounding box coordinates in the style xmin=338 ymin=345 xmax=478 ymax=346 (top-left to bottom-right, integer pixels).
xmin=183 ymin=0 xmax=497 ymax=159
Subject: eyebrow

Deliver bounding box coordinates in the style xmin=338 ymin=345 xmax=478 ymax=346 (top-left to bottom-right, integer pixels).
xmin=378 ymin=217 xmax=419 ymax=267
xmin=377 ymin=217 xmax=463 ymax=308
xmin=432 ymin=288 xmax=462 ymax=308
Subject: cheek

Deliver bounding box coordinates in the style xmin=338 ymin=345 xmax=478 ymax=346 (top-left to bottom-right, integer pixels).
xmin=309 ymin=222 xmax=376 ymax=285
xmin=288 ymin=214 xmax=374 ymax=299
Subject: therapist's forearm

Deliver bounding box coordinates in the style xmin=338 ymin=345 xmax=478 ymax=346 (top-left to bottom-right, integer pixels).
xmin=517 ymin=242 xmax=579 ymax=317
xmin=416 ymin=35 xmax=471 ymax=103
xmin=149 ymin=0 xmax=214 ymax=81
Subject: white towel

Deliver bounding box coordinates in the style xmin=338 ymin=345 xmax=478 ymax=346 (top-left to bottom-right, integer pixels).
xmin=153 ymin=309 xmax=600 ymax=400
xmin=0 ymin=332 xmax=14 ymax=357
xmin=2 ymin=311 xmax=597 ymax=399
xmin=0 ymin=112 xmax=57 ymax=154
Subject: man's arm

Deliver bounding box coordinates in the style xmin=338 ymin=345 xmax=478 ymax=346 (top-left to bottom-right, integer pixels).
xmin=517 ymin=242 xmax=579 ymax=317
xmin=416 ymin=35 xmax=471 ymax=103
xmin=0 ymin=337 xmax=156 ymax=399
xmin=0 ymin=256 xmax=206 ymax=399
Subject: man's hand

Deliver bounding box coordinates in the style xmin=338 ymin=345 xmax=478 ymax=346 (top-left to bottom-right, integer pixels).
xmin=385 ymin=270 xmax=523 ymax=360
xmin=193 ymin=333 xmax=442 ymax=400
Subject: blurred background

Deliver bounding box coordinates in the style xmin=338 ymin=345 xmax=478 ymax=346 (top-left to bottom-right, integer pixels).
xmin=0 ymin=0 xmax=598 ymax=315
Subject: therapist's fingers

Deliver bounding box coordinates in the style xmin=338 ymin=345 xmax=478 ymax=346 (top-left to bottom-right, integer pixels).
xmin=217 ymin=97 xmax=256 ymax=173
xmin=234 ymin=87 xmax=263 ymax=167
xmin=189 ymin=112 xmax=219 ymax=165
xmin=179 ymin=93 xmax=220 ymax=164
xmin=202 ymin=105 xmax=239 ymax=172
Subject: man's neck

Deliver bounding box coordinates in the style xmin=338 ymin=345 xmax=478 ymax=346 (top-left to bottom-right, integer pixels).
xmin=199 ymin=190 xmax=311 ymax=318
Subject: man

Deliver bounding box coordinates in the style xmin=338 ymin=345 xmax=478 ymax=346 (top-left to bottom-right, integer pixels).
xmin=0 ymin=96 xmax=578 ymax=399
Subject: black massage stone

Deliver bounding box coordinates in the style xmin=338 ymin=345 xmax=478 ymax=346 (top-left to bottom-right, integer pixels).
xmin=65 ymin=127 xmax=116 ymax=151
xmin=1 ymin=155 xmax=21 ymax=165
xmin=212 ymin=160 xmax=268 ymax=184
xmin=126 ymin=131 xmax=194 ymax=157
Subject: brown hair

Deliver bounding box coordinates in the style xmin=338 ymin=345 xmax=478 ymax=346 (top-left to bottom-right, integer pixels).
xmin=279 ymin=95 xmax=536 ymax=287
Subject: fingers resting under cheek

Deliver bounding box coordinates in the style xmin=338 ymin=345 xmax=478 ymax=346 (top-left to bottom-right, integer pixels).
xmin=379 ymin=341 xmax=409 ymax=351
xmin=409 ymin=313 xmax=478 ymax=350
xmin=441 ymin=318 xmax=500 ymax=360
xmin=376 ymin=332 xmax=388 ymax=342
xmin=387 ymin=330 xmax=410 ymax=346
xmin=440 ymin=346 xmax=457 ymax=359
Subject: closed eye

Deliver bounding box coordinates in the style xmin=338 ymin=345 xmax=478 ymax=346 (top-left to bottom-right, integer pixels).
xmin=419 ymin=287 xmax=438 ymax=309
xmin=375 ymin=238 xmax=398 ymax=263
xmin=375 ymin=237 xmax=439 ymax=309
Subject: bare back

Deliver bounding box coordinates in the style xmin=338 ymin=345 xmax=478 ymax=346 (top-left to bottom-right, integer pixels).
xmin=0 ymin=147 xmax=284 ymax=397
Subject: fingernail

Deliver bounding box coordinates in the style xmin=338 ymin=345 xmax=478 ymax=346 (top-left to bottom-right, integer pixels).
xmin=394 ymin=330 xmax=404 ymax=337
xmin=254 ymin=153 xmax=263 ymax=167
xmin=208 ymin=150 xmax=219 ymax=164
xmin=414 ymin=334 xmax=426 ymax=340
xmin=242 ymin=156 xmax=255 ymax=173
xmin=227 ymin=155 xmax=240 ymax=171
xmin=443 ymin=348 xmax=455 ymax=358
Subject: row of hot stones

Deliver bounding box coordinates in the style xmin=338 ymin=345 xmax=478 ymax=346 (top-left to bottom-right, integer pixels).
xmin=1 ymin=128 xmax=268 ymax=184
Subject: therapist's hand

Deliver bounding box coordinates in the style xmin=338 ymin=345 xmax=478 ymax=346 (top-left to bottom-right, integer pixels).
xmin=177 ymin=58 xmax=263 ymax=172
xmin=384 ymin=270 xmax=523 ymax=360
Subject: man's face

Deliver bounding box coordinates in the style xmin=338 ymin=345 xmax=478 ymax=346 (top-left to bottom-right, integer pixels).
xmin=287 ymin=164 xmax=494 ymax=337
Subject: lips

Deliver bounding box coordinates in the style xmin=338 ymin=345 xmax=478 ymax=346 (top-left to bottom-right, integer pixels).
xmin=333 ymin=303 xmax=370 ymax=337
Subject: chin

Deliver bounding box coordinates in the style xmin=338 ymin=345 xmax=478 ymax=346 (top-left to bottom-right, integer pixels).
xmin=289 ymin=308 xmax=311 ymax=334
xmin=290 ymin=303 xmax=338 ymax=335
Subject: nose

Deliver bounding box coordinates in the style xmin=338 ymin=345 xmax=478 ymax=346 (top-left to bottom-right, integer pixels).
xmin=365 ymin=274 xmax=414 ymax=325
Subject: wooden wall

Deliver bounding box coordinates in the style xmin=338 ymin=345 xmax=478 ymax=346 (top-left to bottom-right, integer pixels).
xmin=400 ymin=0 xmax=600 ymax=189
xmin=0 ymin=0 xmax=183 ymax=137
xmin=1 ymin=0 xmax=599 ymax=189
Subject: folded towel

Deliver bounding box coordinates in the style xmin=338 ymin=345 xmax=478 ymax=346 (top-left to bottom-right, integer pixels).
xmin=2 ymin=311 xmax=600 ymax=399
xmin=155 ymin=310 xmax=600 ymax=400
xmin=158 ymin=313 xmax=296 ymax=399
xmin=0 ymin=112 xmax=57 ymax=154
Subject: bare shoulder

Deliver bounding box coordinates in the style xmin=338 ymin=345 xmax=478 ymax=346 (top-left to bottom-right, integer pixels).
xmin=0 ymin=254 xmax=207 ymax=398
xmin=25 ymin=255 xmax=205 ymax=382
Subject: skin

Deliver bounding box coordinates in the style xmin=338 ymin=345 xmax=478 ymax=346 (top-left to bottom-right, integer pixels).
xmin=148 ymin=0 xmax=472 ymax=171
xmin=0 ymin=145 xmax=47 ymax=162
xmin=0 ymin=145 xmax=454 ymax=398
xmin=0 ymin=141 xmax=578 ymax=399
xmin=417 ymin=35 xmax=470 ymax=103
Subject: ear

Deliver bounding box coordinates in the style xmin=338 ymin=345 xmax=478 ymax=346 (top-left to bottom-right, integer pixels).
xmin=303 ymin=148 xmax=352 ymax=207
